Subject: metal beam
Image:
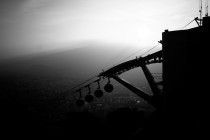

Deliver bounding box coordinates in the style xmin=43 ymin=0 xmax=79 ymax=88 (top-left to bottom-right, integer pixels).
xmin=140 ymin=64 xmax=161 ymax=96
xmin=99 ymin=50 xmax=162 ymax=77
xmin=110 ymin=75 xmax=156 ymax=107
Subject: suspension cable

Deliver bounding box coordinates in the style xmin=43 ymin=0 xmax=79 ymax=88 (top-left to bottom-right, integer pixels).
xmin=179 ymin=18 xmax=198 ymax=30
xmin=140 ymin=44 xmax=161 ymax=56
xmin=112 ymin=47 xmax=145 ymax=67
xmin=106 ymin=43 xmax=161 ymax=71
xmin=64 ymin=43 xmax=161 ymax=94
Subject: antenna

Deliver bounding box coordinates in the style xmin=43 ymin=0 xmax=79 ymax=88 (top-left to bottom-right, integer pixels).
xmin=199 ymin=0 xmax=203 ymax=25
xmin=205 ymin=0 xmax=208 ymax=17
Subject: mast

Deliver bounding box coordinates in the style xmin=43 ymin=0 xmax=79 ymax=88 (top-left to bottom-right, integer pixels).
xmin=205 ymin=0 xmax=208 ymax=17
xmin=199 ymin=0 xmax=203 ymax=25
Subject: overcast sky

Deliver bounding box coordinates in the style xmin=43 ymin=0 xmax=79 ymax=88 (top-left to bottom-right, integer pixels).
xmin=0 ymin=0 xmax=207 ymax=60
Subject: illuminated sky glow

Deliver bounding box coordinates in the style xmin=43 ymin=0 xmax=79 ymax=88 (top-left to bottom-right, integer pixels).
xmin=0 ymin=0 xmax=207 ymax=59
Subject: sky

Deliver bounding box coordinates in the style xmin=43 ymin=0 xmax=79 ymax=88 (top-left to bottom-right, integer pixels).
xmin=0 ymin=0 xmax=208 ymax=60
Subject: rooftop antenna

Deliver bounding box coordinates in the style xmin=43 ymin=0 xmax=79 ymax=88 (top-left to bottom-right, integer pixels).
xmin=205 ymin=0 xmax=208 ymax=17
xmin=199 ymin=0 xmax=203 ymax=25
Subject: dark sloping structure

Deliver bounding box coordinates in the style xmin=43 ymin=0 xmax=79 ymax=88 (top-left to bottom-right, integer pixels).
xmin=72 ymin=16 xmax=210 ymax=139
xmin=99 ymin=50 xmax=163 ymax=108
xmin=162 ymin=16 xmax=210 ymax=137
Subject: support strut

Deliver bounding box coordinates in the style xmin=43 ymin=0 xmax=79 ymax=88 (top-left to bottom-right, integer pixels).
xmin=140 ymin=64 xmax=161 ymax=96
xmin=110 ymin=75 xmax=155 ymax=107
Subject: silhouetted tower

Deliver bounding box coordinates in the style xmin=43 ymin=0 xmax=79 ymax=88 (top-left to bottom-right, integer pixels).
xmin=162 ymin=15 xmax=210 ymax=138
xmin=205 ymin=0 xmax=208 ymax=17
xmin=199 ymin=0 xmax=203 ymax=25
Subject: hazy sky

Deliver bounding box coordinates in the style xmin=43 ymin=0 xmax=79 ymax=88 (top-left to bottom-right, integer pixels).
xmin=0 ymin=0 xmax=207 ymax=59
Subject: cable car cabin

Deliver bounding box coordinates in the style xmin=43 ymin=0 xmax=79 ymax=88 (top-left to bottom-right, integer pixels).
xmin=162 ymin=16 xmax=210 ymax=137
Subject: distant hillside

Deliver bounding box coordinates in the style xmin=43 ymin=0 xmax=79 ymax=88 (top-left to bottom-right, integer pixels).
xmin=0 ymin=42 xmax=140 ymax=76
xmin=0 ymin=42 xmax=161 ymax=94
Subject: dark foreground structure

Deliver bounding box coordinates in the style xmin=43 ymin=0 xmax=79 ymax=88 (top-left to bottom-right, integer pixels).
xmin=162 ymin=16 xmax=210 ymax=138
xmin=96 ymin=16 xmax=210 ymax=139
xmin=0 ymin=17 xmax=209 ymax=140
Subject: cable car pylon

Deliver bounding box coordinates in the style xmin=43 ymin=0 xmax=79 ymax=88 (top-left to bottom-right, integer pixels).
xmin=73 ymin=48 xmax=163 ymax=108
